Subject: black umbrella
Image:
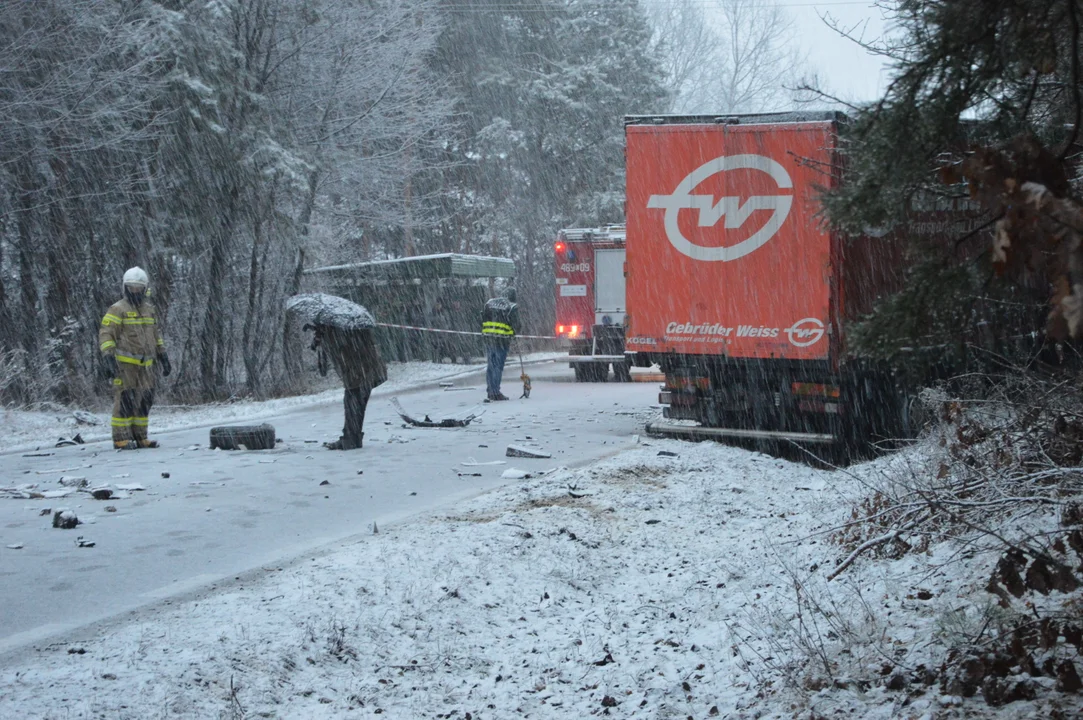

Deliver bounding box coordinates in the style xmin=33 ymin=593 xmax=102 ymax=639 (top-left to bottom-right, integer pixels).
xmin=285 ymin=292 xmax=376 ymax=331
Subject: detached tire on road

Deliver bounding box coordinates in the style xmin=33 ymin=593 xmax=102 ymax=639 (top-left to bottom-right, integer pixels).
xmin=209 ymin=424 xmax=276 ymax=450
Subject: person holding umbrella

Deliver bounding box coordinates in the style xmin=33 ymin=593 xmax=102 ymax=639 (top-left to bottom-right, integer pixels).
xmin=288 ymin=293 xmax=387 ymax=450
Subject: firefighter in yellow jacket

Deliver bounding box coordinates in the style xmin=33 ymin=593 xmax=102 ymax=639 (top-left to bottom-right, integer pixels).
xmin=98 ymin=267 xmax=171 ymax=449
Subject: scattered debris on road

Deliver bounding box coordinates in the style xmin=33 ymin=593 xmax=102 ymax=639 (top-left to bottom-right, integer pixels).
xmin=501 ymin=468 xmax=534 ymax=480
xmin=42 ymin=489 xmax=74 ymax=499
xmin=392 ymin=397 xmax=483 ymax=428
xmin=58 ymin=476 xmax=88 ymax=488
xmin=6 ymin=543 xmax=24 ymax=550
xmin=75 ymin=536 xmax=95 ymax=548
xmin=506 ymin=444 xmax=551 ymax=459
xmin=36 ymin=466 xmax=83 ymax=476
xmin=1 ymin=485 xmax=40 ymax=499
xmin=91 ymin=488 xmax=113 ymax=500
xmin=72 ymin=410 xmax=100 ymax=425
xmin=52 ymin=510 xmax=80 ymax=529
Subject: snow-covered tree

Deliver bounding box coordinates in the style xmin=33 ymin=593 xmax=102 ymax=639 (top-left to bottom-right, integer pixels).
xmin=0 ymin=0 xmax=454 ymax=403
xmin=824 ymin=0 xmax=1083 ymax=372
xmin=417 ymin=0 xmax=669 ymax=332
xmin=644 ymin=0 xmax=809 ymax=114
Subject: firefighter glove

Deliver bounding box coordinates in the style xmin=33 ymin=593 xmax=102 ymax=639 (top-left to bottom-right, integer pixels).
xmin=100 ymin=355 xmax=118 ymax=380
xmin=159 ymin=352 xmax=172 ymax=377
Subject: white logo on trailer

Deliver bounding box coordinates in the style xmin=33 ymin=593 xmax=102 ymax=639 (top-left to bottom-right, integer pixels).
xmin=785 ymin=318 xmax=825 ymax=347
xmin=647 ymin=154 xmax=793 ymax=262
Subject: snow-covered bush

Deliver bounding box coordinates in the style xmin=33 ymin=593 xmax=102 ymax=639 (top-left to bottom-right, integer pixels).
xmin=816 ymin=370 xmax=1083 ymax=709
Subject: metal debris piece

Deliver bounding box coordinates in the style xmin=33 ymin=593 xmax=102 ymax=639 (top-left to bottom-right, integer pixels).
xmin=506 ymin=445 xmax=551 ymax=459
xmin=391 ymin=397 xmax=483 ymax=428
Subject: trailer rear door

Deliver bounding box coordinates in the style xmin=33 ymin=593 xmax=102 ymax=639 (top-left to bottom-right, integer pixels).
xmin=594 ymin=248 xmax=626 ymax=320
xmin=625 ymin=120 xmax=837 ymax=362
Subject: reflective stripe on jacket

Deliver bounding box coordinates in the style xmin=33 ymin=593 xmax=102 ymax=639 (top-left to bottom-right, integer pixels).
xmin=99 ymin=298 xmax=164 ymax=364
xmin=481 ymin=297 xmax=519 ymax=339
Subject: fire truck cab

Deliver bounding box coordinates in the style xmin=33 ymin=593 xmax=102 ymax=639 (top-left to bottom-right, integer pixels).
xmin=554 ymin=225 xmax=631 ymax=382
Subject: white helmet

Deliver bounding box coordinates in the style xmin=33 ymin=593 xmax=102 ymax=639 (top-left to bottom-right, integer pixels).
xmin=122 ymin=266 xmax=149 ymax=289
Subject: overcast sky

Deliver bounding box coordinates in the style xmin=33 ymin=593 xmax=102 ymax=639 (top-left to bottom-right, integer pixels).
xmin=790 ymin=1 xmax=896 ymax=104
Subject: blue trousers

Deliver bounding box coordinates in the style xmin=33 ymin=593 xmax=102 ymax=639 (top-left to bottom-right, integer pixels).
xmin=485 ymin=342 xmax=510 ymax=396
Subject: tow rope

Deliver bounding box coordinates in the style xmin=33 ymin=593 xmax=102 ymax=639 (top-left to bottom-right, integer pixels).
xmin=519 ymin=344 xmax=531 ymax=399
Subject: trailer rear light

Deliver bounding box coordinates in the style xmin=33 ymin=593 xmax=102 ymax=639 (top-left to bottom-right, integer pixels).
xmin=797 ymin=399 xmax=841 ymax=414
xmin=664 ymin=376 xmax=709 ymax=391
xmin=568 ymin=324 xmax=580 ymax=338
xmin=791 ymin=382 xmax=840 ymax=398
xmin=555 ymin=241 xmax=565 ymax=253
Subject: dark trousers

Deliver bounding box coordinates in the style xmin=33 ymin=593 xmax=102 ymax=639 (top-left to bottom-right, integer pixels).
xmin=341 ymin=386 xmax=372 ymax=449
xmin=485 ymin=341 xmax=510 ymax=397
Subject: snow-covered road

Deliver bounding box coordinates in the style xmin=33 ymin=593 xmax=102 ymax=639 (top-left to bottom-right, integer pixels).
xmin=0 ymin=361 xmax=658 ymax=655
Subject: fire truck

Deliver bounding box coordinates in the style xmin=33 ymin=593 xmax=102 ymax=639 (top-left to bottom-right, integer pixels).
xmin=554 ymin=225 xmax=632 ymax=382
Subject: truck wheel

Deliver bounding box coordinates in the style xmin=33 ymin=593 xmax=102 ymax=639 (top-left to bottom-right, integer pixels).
xmin=573 ymin=364 xmax=589 ymax=383
xmin=209 ymin=424 xmax=277 ymax=450
xmin=592 ymin=364 xmax=609 ymax=382
xmin=613 ymin=361 xmax=632 ymax=383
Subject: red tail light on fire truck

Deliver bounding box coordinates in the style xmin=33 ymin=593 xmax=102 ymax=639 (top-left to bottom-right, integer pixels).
xmin=556 ymin=324 xmax=580 ymax=338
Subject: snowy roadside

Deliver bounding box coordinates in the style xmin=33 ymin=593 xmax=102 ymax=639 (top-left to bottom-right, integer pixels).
xmin=0 ymin=437 xmax=1050 ymax=719
xmin=0 ymin=354 xmax=564 ymax=456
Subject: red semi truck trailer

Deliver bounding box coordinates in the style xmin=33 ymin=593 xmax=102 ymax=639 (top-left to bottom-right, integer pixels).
xmin=554 ymin=225 xmax=632 ymax=382
xmin=623 ymin=112 xmax=985 ymax=448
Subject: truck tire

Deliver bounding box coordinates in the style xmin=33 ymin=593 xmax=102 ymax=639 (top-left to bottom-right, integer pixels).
xmin=573 ymin=364 xmax=589 ymax=382
xmin=613 ymin=360 xmax=632 ymax=383
xmin=209 ymin=424 xmax=276 ymax=450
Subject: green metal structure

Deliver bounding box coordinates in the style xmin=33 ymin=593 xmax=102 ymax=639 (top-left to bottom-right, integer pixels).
xmin=304 ymin=253 xmax=517 ymax=363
